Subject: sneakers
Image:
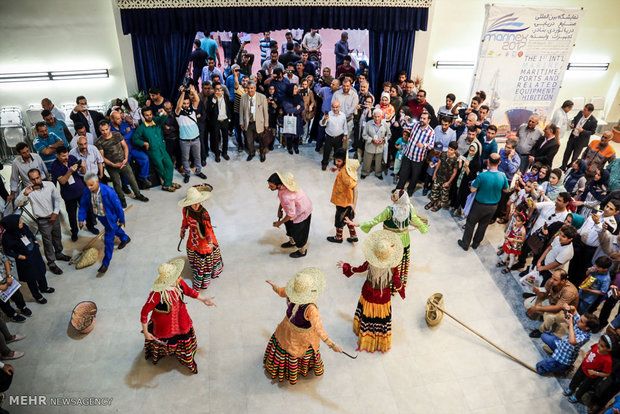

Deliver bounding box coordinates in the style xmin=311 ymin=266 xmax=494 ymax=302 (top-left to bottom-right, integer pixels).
xmin=7 ymin=334 xmax=25 ymax=343
xmin=135 ymin=194 xmax=149 ymax=202
xmin=289 ymin=250 xmax=307 ymax=258
xmin=118 ymin=237 xmax=131 ymax=249
xmin=196 ymin=172 xmax=207 ymax=180
xmin=326 ymin=236 xmax=343 ymax=244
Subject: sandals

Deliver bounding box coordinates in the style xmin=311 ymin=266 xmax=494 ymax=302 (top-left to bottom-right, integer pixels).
xmin=171 ymin=183 xmax=182 ymax=189
xmin=162 ymin=186 xmax=176 ymax=192
xmin=496 ymin=262 xmax=506 ymax=268
xmin=431 ymin=205 xmax=441 ymax=212
xmin=501 ymin=268 xmax=511 ymax=274
xmin=567 ymin=395 xmax=578 ymax=404
xmin=424 ymin=202 xmax=433 ymax=210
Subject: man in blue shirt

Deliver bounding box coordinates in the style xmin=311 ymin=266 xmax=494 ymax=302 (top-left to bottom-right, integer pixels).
xmin=33 ymin=122 xmax=68 ymax=171
xmin=458 ymin=153 xmax=509 ymax=250
xmin=479 ymin=124 xmax=498 ymax=166
xmin=41 ymin=110 xmax=72 ymax=145
xmin=201 ymin=56 xmax=223 ymax=84
xmin=334 ymin=32 xmax=351 ymax=67
xmin=200 ymin=33 xmax=221 ymax=67
xmin=259 ymin=32 xmax=272 ymax=64
xmin=433 ymin=117 xmax=457 ymax=151
xmin=265 ymin=67 xmax=290 ymax=104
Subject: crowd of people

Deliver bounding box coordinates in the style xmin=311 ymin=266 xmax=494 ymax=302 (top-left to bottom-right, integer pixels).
xmin=0 ymin=27 xmax=619 ymax=413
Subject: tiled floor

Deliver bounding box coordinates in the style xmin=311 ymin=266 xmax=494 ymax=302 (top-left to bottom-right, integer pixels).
xmin=3 ymin=145 xmax=581 ymax=413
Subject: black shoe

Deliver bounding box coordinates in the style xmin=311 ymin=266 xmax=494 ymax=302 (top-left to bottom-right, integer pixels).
xmin=11 ymin=315 xmax=25 ymax=323
xmin=281 ymin=241 xmax=296 ymax=248
xmin=71 ymin=232 xmax=78 ymax=242
xmin=346 ymin=237 xmax=359 ymax=243
xmin=247 ymin=153 xmax=255 ymax=161
xmin=20 ymin=307 xmax=32 ymax=317
xmin=196 ymin=172 xmax=207 ymax=180
xmin=118 ymin=237 xmax=131 ymax=249
xmin=529 ymin=329 xmax=542 ymax=338
xmin=360 ymin=175 xmax=367 ymax=180
xmin=260 ymin=154 xmax=266 ymax=162
xmin=56 ymin=254 xmax=71 ymax=262
xmin=289 ymin=250 xmax=307 ymax=258
xmin=183 ymin=175 xmax=190 ymax=183
xmin=326 ymin=236 xmax=343 ymax=244
xmin=457 ymin=240 xmax=469 ymax=251
xmin=37 ymin=297 xmax=48 ymax=304
xmin=222 ymin=154 xmax=230 ymax=161
xmin=215 ymin=156 xmax=221 ymax=163
xmin=139 ymin=177 xmax=152 ymax=188
xmin=315 ymin=147 xmax=321 ymax=153
xmin=122 ymin=185 xmax=131 ymax=195
xmin=376 ymin=175 xmax=383 ymax=180
xmin=97 ymin=265 xmax=108 ymax=273
xmin=522 ymin=293 xmax=535 ymax=299
xmin=288 ymin=149 xmax=294 ymax=154
xmin=121 ymin=199 xmax=128 ymax=208
xmin=87 ymin=226 xmax=100 ymax=235
xmin=49 ymin=264 xmax=63 ymax=275
xmin=201 ymin=160 xmax=207 ymax=167
xmin=294 ymin=148 xmax=299 ymax=154
xmin=43 ymin=287 xmax=55 ymax=294
xmin=471 ymin=243 xmax=479 ymax=250
xmin=135 ymin=194 xmax=149 ymax=202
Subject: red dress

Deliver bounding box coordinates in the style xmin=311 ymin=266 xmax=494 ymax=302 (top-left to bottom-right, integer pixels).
xmin=140 ymin=279 xmax=199 ymax=338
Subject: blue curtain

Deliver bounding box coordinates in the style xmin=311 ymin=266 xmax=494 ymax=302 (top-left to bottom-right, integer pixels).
xmin=368 ymin=30 xmax=416 ymax=97
xmin=131 ymin=32 xmax=194 ymax=100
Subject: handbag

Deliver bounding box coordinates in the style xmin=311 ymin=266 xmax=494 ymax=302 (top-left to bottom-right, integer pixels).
xmin=283 ymin=115 xmax=297 ymax=135
xmin=525 ymin=229 xmax=546 ymax=256
xmin=263 ymin=128 xmax=274 ymax=147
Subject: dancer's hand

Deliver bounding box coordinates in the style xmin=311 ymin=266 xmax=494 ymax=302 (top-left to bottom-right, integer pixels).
xmin=143 ymin=331 xmax=155 ymax=341
xmin=266 ymin=280 xmax=278 ymax=289
xmin=331 ymin=343 xmax=343 ymax=353
xmin=200 ymin=296 xmax=216 ymax=306
xmin=272 ymin=220 xmax=282 ymax=228
xmin=336 ymin=261 xmax=344 ymax=269
xmin=330 ymin=166 xmax=338 ymax=172
xmin=344 ymin=217 xmax=356 ymax=227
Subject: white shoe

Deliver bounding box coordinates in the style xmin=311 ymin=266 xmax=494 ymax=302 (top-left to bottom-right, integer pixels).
xmin=2 ymin=350 xmax=24 ymax=360
xmin=7 ymin=334 xmax=25 ymax=343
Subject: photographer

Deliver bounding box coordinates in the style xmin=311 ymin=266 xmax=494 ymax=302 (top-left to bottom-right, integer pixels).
xmin=175 ymin=83 xmax=207 ymax=184
xmin=50 ymin=146 xmax=97 ymax=241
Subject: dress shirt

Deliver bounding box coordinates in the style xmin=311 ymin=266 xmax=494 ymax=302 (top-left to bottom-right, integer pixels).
xmin=580 ymin=213 xmax=617 ymax=247
xmin=433 ymin=126 xmax=457 ymax=150
xmin=402 ymin=121 xmax=435 ymax=163
xmin=531 ymin=202 xmax=568 ymax=233
xmin=90 ymin=189 xmax=106 ymax=217
xmin=278 ymin=187 xmax=312 ymax=223
xmin=515 ymin=124 xmax=544 ymax=155
xmin=69 ymin=145 xmax=103 ymax=177
xmin=202 ymin=67 xmax=223 ymax=84
xmin=316 ymin=86 xmax=334 ymax=113
xmin=573 ymin=114 xmax=591 ymax=136
xmin=15 ymin=181 xmax=60 ymax=218
xmin=332 ymin=89 xmax=359 ymax=120
xmin=9 ymin=154 xmax=48 ymax=192
xmin=51 ymin=106 xmax=65 ymax=122
xmin=550 ymin=107 xmax=569 ymax=137
xmin=498 ymin=148 xmax=521 ymax=181
xmin=320 ymin=111 xmax=348 ymax=137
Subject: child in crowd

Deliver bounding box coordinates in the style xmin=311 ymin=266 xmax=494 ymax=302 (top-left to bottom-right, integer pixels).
xmin=563 ymin=335 xmax=612 ymax=404
xmin=515 ymin=162 xmax=542 ymax=191
xmin=507 ymin=180 xmax=541 ymax=226
xmin=425 ymin=141 xmax=458 ymax=212
xmin=497 ymin=212 xmax=527 ymax=273
xmin=579 ymin=256 xmax=612 ymax=314
xmin=423 ymin=143 xmax=442 ymax=196
xmin=393 ymin=129 xmax=410 ymax=185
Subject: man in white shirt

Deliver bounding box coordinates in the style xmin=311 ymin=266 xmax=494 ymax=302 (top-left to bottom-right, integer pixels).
xmin=69 ymin=136 xmax=104 ymax=178
xmin=15 ymin=169 xmax=70 ymax=275
xmin=550 ymin=100 xmax=573 ymax=142
xmin=41 ymin=98 xmax=65 ymax=122
xmin=302 ymin=29 xmax=323 ymax=53
xmin=319 ymin=100 xmax=348 ymax=170
xmin=69 ymin=123 xmax=96 ymax=148
xmin=515 ymin=115 xmax=544 ymax=173
xmin=7 ymin=142 xmax=49 ymax=204
xmin=332 ymin=77 xmax=359 ymax=148
xmin=535 ymin=224 xmax=577 ymax=286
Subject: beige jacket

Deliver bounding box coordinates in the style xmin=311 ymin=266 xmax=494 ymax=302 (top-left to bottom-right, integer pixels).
xmin=362 ymin=119 xmax=391 ymax=154
xmin=239 ymin=92 xmax=269 ymax=134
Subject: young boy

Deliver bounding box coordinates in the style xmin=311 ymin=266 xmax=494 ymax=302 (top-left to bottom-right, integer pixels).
xmin=578 ymin=255 xmax=612 ymax=314
xmin=563 ymin=334 xmax=612 ymax=404
xmin=426 ymin=141 xmax=458 ymax=211
xmin=327 ymin=148 xmax=359 ymax=244
xmin=536 ymin=305 xmax=599 ymax=375
xmin=393 ymin=129 xmax=410 ymax=185
xmin=423 ymin=142 xmax=441 ymax=196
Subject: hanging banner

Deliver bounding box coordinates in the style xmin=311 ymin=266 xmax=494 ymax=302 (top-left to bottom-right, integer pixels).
xmin=470 ymin=5 xmax=584 ymax=137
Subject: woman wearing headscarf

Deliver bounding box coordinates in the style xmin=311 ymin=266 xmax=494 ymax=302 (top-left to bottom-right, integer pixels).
xmin=0 ymin=215 xmax=54 ymax=304
xmin=337 ymin=230 xmax=405 ymax=353
xmin=264 ymin=268 xmax=342 ymax=385
xmin=256 ymin=70 xmax=268 ymax=95
xmin=563 ymin=159 xmax=588 ymax=197
xmin=378 ymin=93 xmax=395 ymax=122
xmin=539 ymin=168 xmax=567 ymax=202
xmin=577 ymin=168 xmax=610 ymax=218
xmin=281 ymin=84 xmax=305 ymax=154
xmin=140 ymin=258 xmax=215 ymax=373
xmin=450 ymin=143 xmax=482 ymax=219
xmin=389 ymin=86 xmax=403 ymax=116
xmin=345 ymin=189 xmax=429 ymax=293
xmin=352 ymin=94 xmax=375 ymax=160
xmin=122 ymin=97 xmax=142 ymax=128
xmin=179 ymin=185 xmax=223 ymax=291
xmin=299 ymin=78 xmax=316 ymax=144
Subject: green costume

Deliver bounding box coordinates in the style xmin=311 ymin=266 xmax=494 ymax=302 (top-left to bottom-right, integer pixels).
xmin=132 ymin=115 xmax=174 ymax=187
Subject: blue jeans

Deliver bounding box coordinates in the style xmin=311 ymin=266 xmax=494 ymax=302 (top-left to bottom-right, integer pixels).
xmin=121 ymin=147 xmax=150 ymax=187
xmin=541 ymin=331 xmax=559 ymax=350
xmin=536 ymin=332 xmax=570 ymax=374
xmin=98 ymin=215 xmax=129 ymax=267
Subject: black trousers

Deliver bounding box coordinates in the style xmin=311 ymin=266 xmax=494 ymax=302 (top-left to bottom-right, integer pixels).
xmin=0 ymin=290 xmax=26 ymax=318
xmin=165 ymin=139 xmax=182 ymax=169
xmin=284 ymin=214 xmax=312 ymax=248
xmin=562 ymin=135 xmax=588 ymax=169
xmin=396 ymin=157 xmax=424 ymax=196
xmin=0 ymin=368 xmax=13 ymax=393
xmin=65 ymin=197 xmax=96 ymax=235
xmin=212 ymin=120 xmax=230 ymax=156
xmin=322 ymin=134 xmax=343 ymax=166
xmin=569 ymin=365 xmax=602 ymax=401
xmin=198 ymin=121 xmax=209 ymax=162
xmin=492 ymin=191 xmax=511 ymax=219
xmin=568 ymin=242 xmax=596 ymax=287
xmin=334 ymin=206 xmax=355 ymax=228
xmin=598 ymin=297 xmax=619 ymax=327
xmin=462 ymin=201 xmax=498 ymax=247
xmin=26 ymin=278 xmax=49 ymax=301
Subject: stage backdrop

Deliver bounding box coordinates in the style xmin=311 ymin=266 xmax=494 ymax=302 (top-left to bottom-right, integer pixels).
xmin=470 ymin=5 xmax=584 ymax=136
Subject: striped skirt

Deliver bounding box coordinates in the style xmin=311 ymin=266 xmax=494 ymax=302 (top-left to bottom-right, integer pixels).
xmin=144 ymin=326 xmax=198 ymax=373
xmin=187 ymin=246 xmax=224 ymax=291
xmin=263 ymin=334 xmax=324 ymax=385
xmin=353 ymin=295 xmax=392 ymax=353
xmin=391 ymin=245 xmax=410 ymax=295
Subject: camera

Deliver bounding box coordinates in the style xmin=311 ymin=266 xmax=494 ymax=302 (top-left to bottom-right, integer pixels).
xmin=181 ymin=76 xmax=192 ymax=95
xmin=563 ymin=309 xmax=570 ymax=319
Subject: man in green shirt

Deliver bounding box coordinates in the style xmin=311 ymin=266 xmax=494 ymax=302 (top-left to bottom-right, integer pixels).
xmin=132 ymin=108 xmax=180 ymax=192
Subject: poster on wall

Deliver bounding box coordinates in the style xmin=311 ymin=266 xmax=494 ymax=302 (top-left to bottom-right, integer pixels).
xmin=470 ymin=5 xmax=584 ymax=137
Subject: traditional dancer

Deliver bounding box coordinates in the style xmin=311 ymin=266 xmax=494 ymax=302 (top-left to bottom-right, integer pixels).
xmin=267 ymin=172 xmax=312 ymax=258
xmin=264 ymin=268 xmax=343 ymax=385
xmin=346 ymin=189 xmax=428 ymax=294
xmin=327 ymin=148 xmax=360 ymax=243
xmin=337 ymin=230 xmax=404 ymax=353
xmin=179 ymin=185 xmax=223 ymax=290
xmin=140 ymin=258 xmax=215 ymax=373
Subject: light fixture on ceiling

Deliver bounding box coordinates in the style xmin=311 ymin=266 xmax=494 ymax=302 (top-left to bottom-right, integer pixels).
xmin=566 ymin=62 xmax=609 ymax=71
xmin=434 ymin=61 xmax=475 ymax=69
xmin=0 ymin=69 xmax=109 ymax=83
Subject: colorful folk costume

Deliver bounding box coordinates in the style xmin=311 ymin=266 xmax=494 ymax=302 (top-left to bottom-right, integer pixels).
xmin=140 ymin=259 xmax=215 ymax=373
xmin=358 ymin=190 xmax=428 ymax=294
xmin=340 ymin=230 xmax=405 ymax=353
xmin=327 ymin=149 xmax=360 ymax=243
xmin=264 ymin=268 xmax=342 ymax=384
xmin=179 ymin=186 xmax=223 ymax=290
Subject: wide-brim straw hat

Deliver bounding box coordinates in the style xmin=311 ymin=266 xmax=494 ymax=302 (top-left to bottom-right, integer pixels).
xmin=345 ymin=157 xmax=360 ymax=180
xmin=362 ymin=230 xmax=403 ymax=269
xmin=178 ymin=185 xmax=212 ymax=207
xmin=285 ymin=267 xmax=326 ymax=304
xmin=275 ymin=171 xmax=300 ymax=192
xmin=152 ymin=258 xmax=185 ymax=292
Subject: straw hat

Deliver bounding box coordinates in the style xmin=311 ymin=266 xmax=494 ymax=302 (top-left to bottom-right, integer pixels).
xmin=285 ymin=267 xmax=326 ymax=304
xmin=178 ymin=186 xmax=211 ymax=207
xmin=345 ymin=158 xmax=360 ymax=181
xmin=275 ymin=171 xmax=300 ymax=192
xmin=152 ymin=258 xmax=185 ymax=292
xmin=362 ymin=230 xmax=403 ymax=269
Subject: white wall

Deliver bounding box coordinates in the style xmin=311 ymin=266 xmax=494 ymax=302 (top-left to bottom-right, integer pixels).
xmin=414 ymin=0 xmax=620 ymax=123
xmin=0 ymin=0 xmax=129 ymax=114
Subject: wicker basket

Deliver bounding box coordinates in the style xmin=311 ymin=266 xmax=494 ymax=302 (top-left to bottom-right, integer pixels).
xmin=425 ymin=293 xmax=444 ymax=327
xmin=71 ymin=301 xmax=97 ymax=334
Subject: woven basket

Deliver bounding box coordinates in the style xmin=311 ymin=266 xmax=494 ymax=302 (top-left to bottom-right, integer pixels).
xmin=425 ymin=293 xmax=444 ymax=327
xmin=71 ymin=301 xmax=97 ymax=334
xmin=192 ymin=183 xmax=213 ymax=192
